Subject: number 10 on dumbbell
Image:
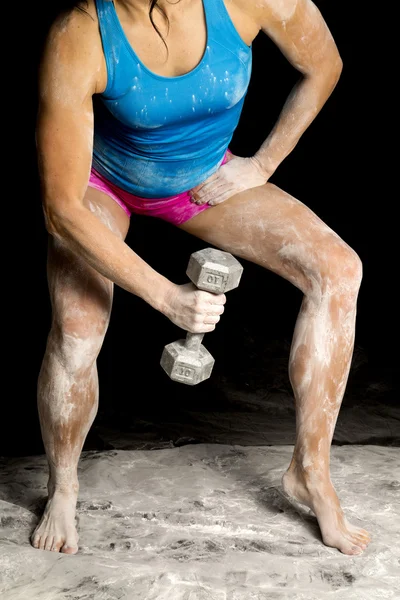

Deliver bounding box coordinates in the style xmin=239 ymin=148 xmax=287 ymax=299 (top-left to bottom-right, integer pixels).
xmin=160 ymin=247 xmax=243 ymax=385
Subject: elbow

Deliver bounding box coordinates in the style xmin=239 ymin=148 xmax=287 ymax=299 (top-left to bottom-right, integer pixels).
xmin=42 ymin=201 xmax=78 ymax=242
xmin=312 ymin=53 xmax=343 ymax=93
xmin=328 ymin=55 xmax=343 ymax=94
xmin=43 ymin=204 xmax=62 ymax=238
xmin=327 ymin=46 xmax=343 ymax=83
xmin=311 ymin=46 xmax=343 ymax=81
xmin=302 ymin=53 xmax=343 ymax=90
xmin=333 ymin=54 xmax=343 ymax=81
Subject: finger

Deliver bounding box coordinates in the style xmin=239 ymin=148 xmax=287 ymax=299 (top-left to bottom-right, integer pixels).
xmin=195 ymin=183 xmax=234 ymax=206
xmin=210 ymin=293 xmax=226 ymax=305
xmin=198 ymin=292 xmax=226 ymax=304
xmin=208 ymin=304 xmax=225 ymax=316
xmin=190 ymin=172 xmax=219 ymax=195
xmin=203 ymin=314 xmax=221 ymax=325
xmin=201 ymin=304 xmax=225 ymax=317
xmin=191 ymin=181 xmax=225 ymax=205
xmin=208 ymin=302 xmax=225 ymax=315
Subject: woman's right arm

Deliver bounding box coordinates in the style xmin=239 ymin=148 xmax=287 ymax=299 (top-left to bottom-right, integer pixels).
xmin=37 ymin=9 xmax=175 ymax=313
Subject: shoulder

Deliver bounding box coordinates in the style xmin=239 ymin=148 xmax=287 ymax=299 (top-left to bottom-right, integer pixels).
xmin=40 ymin=0 xmax=106 ymax=94
xmin=44 ymin=1 xmax=100 ymax=53
xmin=227 ymin=0 xmax=308 ymax=25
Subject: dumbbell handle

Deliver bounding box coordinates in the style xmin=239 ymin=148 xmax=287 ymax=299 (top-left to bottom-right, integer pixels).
xmin=161 ymin=248 xmax=243 ymax=385
xmin=184 ymin=332 xmax=205 ymax=353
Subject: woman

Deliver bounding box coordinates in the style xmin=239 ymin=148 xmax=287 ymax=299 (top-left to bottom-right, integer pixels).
xmin=32 ymin=0 xmax=370 ymax=555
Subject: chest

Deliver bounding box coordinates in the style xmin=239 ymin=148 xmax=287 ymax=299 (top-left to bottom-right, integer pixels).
xmin=104 ymin=46 xmax=252 ymax=130
xmin=116 ymin=0 xmax=257 ymax=78
xmin=98 ymin=0 xmax=254 ymax=129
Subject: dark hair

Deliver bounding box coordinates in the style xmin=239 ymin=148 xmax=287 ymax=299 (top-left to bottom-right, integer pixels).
xmin=61 ymin=1 xmax=174 ymax=54
xmin=148 ymin=0 xmax=171 ymax=55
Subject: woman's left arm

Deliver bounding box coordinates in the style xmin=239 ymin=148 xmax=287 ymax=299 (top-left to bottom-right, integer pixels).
xmin=250 ymin=0 xmax=343 ymax=178
xmin=190 ymin=0 xmax=342 ymax=206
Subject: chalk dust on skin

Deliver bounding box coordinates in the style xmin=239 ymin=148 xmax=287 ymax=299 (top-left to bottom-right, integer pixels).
xmin=179 ymin=178 xmax=370 ymax=555
xmin=30 ymin=197 xmax=121 ymax=554
xmin=33 ymin=0 xmax=368 ymax=559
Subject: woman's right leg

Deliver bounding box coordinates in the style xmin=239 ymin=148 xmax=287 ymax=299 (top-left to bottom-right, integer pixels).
xmin=31 ymin=187 xmax=130 ymax=554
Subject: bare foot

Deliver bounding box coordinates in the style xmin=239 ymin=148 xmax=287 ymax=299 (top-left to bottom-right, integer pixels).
xmin=31 ymin=487 xmax=79 ymax=554
xmin=282 ymin=467 xmax=371 ymax=555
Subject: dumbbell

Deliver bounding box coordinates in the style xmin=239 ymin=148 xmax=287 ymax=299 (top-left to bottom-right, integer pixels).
xmin=160 ymin=247 xmax=244 ymax=385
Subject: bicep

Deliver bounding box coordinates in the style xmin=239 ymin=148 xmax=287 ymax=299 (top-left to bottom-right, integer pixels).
xmin=36 ymin=13 xmax=99 ymax=217
xmin=36 ymin=97 xmax=94 ymax=215
xmin=256 ymin=0 xmax=342 ymax=75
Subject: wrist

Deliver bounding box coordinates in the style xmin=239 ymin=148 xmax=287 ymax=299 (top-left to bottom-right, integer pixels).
xmin=250 ymin=154 xmax=276 ymax=181
xmin=153 ymin=278 xmax=176 ymax=315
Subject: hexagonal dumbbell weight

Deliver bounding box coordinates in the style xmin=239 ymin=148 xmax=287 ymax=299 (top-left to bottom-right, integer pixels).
xmin=160 ymin=247 xmax=244 ymax=385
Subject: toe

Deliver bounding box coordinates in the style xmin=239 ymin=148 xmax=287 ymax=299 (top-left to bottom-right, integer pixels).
xmin=343 ymin=534 xmax=365 ymax=550
xmin=39 ymin=536 xmax=47 ymax=550
xmin=51 ymin=539 xmax=64 ymax=552
xmin=354 ymin=534 xmax=369 ymax=545
xmin=61 ymin=543 xmax=79 ymax=555
xmin=359 ymin=531 xmax=371 ymax=543
xmin=31 ymin=534 xmax=40 ymax=549
xmin=343 ymin=521 xmax=371 ymax=546
xmin=324 ymin=534 xmax=362 ymax=556
xmin=345 ymin=522 xmax=370 ymax=540
xmin=341 ymin=540 xmax=363 ymax=555
xmin=354 ymin=530 xmax=370 ymax=540
xmin=349 ymin=546 xmax=363 ymax=556
xmin=44 ymin=536 xmax=54 ymax=551
xmin=349 ymin=531 xmax=369 ymax=547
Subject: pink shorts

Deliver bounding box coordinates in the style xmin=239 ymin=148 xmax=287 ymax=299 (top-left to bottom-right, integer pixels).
xmin=88 ymin=149 xmax=231 ymax=226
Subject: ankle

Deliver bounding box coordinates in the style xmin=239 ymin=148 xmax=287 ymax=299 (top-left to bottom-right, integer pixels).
xmin=286 ymin=459 xmax=331 ymax=489
xmin=48 ymin=477 xmax=79 ymax=496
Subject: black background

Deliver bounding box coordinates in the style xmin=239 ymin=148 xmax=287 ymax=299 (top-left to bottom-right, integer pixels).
xmin=3 ymin=1 xmax=388 ymax=457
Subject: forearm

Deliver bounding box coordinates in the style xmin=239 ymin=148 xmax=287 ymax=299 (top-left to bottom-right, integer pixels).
xmin=46 ymin=202 xmax=174 ymax=312
xmin=252 ymin=65 xmax=342 ymax=178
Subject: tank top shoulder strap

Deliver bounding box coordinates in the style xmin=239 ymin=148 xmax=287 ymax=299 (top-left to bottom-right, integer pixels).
xmin=94 ymin=0 xmax=124 ymax=96
xmin=203 ymin=0 xmax=251 ymax=55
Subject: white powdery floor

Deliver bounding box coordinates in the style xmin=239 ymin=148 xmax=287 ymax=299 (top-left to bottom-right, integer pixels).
xmin=0 ymin=444 xmax=399 ymax=600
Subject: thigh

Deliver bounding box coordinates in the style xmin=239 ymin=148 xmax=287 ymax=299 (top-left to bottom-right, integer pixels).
xmin=178 ymin=182 xmax=354 ymax=295
xmin=47 ymin=186 xmax=130 ymax=334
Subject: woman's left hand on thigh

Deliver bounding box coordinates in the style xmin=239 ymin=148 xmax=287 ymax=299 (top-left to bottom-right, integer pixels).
xmin=189 ymin=153 xmax=268 ymax=206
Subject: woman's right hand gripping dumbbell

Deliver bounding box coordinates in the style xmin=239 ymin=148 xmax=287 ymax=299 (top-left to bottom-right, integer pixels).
xmin=163 ymin=282 xmax=226 ymax=334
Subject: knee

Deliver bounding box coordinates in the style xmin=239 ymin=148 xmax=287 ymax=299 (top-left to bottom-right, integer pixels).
xmin=322 ymin=242 xmax=363 ymax=304
xmin=50 ymin=307 xmax=110 ymax=373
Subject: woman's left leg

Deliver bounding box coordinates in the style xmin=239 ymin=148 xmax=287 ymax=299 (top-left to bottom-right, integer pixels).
xmin=178 ymin=182 xmax=370 ymax=555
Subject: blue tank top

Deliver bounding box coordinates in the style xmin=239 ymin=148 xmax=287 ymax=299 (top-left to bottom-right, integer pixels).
xmin=92 ymin=0 xmax=252 ymax=198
